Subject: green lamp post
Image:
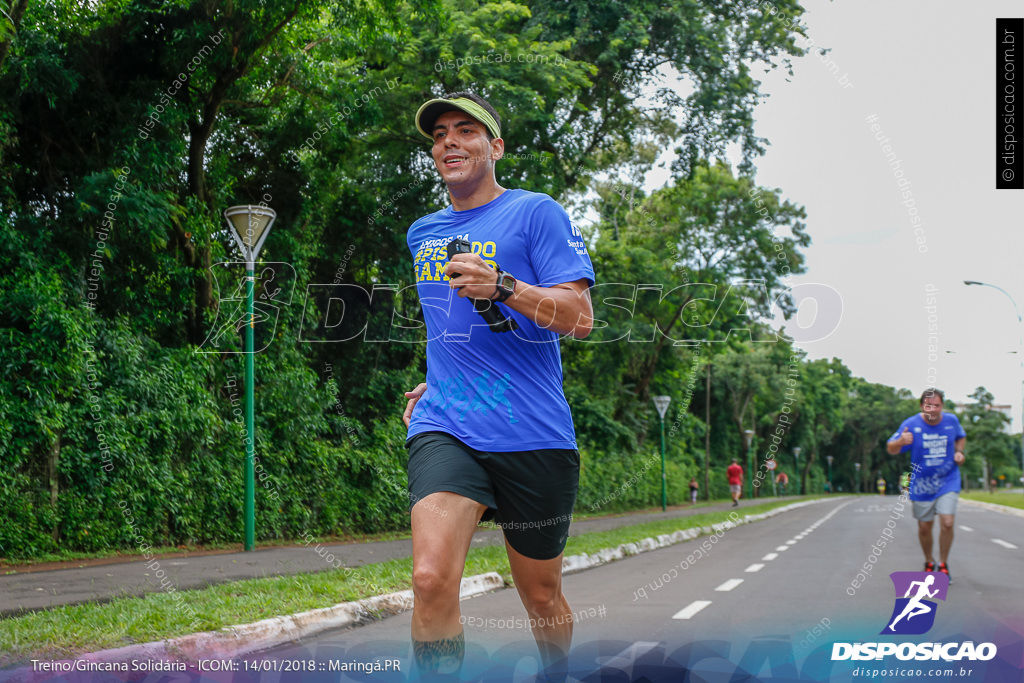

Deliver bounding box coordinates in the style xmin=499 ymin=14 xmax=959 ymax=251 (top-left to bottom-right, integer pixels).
xmin=224 ymin=204 xmax=277 ymax=551
xmin=744 ymin=429 xmax=755 ymax=500
xmin=652 ymin=395 xmax=671 ymax=511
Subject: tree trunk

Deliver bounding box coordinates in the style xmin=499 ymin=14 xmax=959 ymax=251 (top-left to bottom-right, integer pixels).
xmin=48 ymin=434 xmax=60 ymax=543
xmin=802 ymin=450 xmax=815 ymax=496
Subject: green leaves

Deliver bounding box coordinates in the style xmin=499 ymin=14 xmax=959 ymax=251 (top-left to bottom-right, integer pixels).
xmin=0 ymin=0 xmax=835 ymax=556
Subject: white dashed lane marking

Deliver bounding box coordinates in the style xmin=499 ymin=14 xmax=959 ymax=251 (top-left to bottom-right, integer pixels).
xmin=992 ymin=538 xmax=1018 ymax=549
xmin=958 ymin=525 xmax=973 ymax=532
xmin=715 ymin=579 xmax=744 ymax=592
xmin=669 ymin=499 xmax=854 ymax=622
xmin=672 ymin=600 xmax=713 ymax=620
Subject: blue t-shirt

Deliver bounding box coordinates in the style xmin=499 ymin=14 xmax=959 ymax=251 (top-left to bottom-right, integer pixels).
xmin=405 ymin=189 xmax=595 ymax=451
xmin=890 ymin=413 xmax=966 ymax=501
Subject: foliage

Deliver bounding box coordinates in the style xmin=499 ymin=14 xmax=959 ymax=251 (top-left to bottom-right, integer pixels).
xmin=957 ymin=387 xmax=1020 ymax=491
xmin=5 ymin=0 xmax=960 ymax=559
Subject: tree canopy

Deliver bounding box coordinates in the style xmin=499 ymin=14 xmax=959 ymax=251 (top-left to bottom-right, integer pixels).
xmin=4 ymin=0 xmax=1013 ymax=561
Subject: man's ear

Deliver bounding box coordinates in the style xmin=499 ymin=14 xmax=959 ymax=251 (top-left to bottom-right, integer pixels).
xmin=491 ymin=137 xmax=505 ymax=161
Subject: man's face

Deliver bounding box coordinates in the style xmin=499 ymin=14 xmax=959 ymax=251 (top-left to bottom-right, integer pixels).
xmin=430 ymin=110 xmax=502 ymax=189
xmin=920 ymin=395 xmax=943 ymax=424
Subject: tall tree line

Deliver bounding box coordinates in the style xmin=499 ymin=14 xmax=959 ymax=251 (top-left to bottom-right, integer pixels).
xmin=6 ymin=0 xmax=1015 ymax=561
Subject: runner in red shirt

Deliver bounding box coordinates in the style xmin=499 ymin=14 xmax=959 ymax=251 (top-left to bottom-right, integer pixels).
xmin=727 ymin=459 xmax=743 ymax=507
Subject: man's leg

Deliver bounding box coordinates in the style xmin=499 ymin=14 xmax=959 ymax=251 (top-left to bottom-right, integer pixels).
xmin=937 ymin=514 xmax=955 ymax=564
xmin=411 ymin=492 xmax=487 ymax=674
xmin=505 ymin=540 xmax=573 ymax=675
xmin=917 ymin=519 xmax=934 ymax=564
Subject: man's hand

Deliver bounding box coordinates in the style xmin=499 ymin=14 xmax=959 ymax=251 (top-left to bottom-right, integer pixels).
xmin=403 ymin=383 xmax=428 ymax=427
xmin=954 ymin=451 xmax=965 ymax=465
xmin=444 ymin=252 xmax=498 ymax=300
xmin=897 ymin=427 xmax=913 ymax=447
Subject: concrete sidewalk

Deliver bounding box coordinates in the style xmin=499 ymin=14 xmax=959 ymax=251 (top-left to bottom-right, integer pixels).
xmin=0 ymin=499 xmax=775 ymax=617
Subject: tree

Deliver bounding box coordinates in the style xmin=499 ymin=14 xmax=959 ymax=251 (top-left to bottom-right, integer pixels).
xmin=838 ymin=380 xmax=916 ymax=493
xmin=713 ymin=343 xmax=788 ymax=497
xmin=959 ymin=387 xmax=1015 ymax=492
xmin=0 ymin=0 xmax=816 ymax=557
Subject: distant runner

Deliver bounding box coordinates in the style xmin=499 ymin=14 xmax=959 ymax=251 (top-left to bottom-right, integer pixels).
xmin=727 ymin=459 xmax=743 ymax=507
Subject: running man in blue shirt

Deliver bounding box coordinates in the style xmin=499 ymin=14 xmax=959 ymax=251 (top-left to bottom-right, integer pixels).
xmin=401 ymin=92 xmax=594 ymax=678
xmin=886 ymin=388 xmax=966 ymax=582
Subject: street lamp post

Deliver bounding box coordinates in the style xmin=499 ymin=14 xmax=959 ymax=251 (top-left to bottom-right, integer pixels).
xmin=826 ymin=455 xmax=834 ymax=493
xmin=854 ymin=461 xmax=861 ymax=494
xmin=964 ymin=280 xmax=1024 ymax=495
xmin=793 ymin=446 xmax=802 ymax=496
xmin=224 ymin=204 xmax=277 ymax=551
xmin=652 ymin=396 xmax=671 ymax=511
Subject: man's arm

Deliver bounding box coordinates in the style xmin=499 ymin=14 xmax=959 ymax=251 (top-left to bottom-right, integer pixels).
xmin=445 ymin=254 xmax=593 ymax=338
xmin=503 ymin=278 xmax=593 ymax=338
xmin=953 ymin=436 xmax=966 ymax=465
xmin=887 ymin=426 xmax=913 ymax=455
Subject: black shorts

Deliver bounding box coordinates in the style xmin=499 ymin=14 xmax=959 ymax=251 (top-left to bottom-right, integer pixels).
xmin=406 ymin=431 xmax=580 ymax=561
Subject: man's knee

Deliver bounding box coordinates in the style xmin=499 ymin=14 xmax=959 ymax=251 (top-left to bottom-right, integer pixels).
xmin=412 ymin=562 xmax=460 ymax=600
xmin=515 ymin=572 xmax=561 ymax=614
xmin=918 ymin=520 xmax=933 ymax=533
xmin=938 ymin=515 xmax=955 ymax=532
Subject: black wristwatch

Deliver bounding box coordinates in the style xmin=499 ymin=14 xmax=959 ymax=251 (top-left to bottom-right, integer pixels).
xmin=494 ymin=267 xmax=517 ymax=303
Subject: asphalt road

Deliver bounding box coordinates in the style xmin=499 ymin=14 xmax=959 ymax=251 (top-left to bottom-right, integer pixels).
xmin=254 ymin=497 xmax=1024 ymax=682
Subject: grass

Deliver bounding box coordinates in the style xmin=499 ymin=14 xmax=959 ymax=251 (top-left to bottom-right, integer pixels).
xmin=0 ymin=497 xmax=819 ymax=667
xmin=961 ymin=490 xmax=1024 ymax=511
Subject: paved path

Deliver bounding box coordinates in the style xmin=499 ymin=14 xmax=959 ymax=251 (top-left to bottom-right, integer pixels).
xmin=0 ymin=499 xmax=780 ymax=616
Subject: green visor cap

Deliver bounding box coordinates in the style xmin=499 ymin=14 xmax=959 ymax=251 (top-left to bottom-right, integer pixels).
xmin=415 ymin=97 xmax=501 ymax=140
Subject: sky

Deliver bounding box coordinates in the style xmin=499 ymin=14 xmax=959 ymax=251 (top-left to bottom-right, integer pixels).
xmin=642 ymin=0 xmax=1024 ymax=430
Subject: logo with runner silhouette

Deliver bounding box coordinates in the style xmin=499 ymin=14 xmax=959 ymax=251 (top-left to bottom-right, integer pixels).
xmin=881 ymin=571 xmax=949 ymax=635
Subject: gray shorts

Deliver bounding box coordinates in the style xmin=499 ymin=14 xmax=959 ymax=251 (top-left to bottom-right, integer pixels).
xmin=912 ymin=491 xmax=958 ymax=522
xmin=729 ymin=484 xmax=741 ymax=495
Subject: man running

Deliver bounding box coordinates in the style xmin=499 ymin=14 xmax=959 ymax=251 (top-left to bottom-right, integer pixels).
xmin=401 ymin=92 xmax=595 ymax=678
xmin=727 ymin=459 xmax=743 ymax=506
xmin=886 ymin=388 xmax=966 ymax=582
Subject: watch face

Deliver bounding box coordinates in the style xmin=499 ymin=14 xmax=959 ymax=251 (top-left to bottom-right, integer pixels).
xmin=499 ymin=273 xmax=516 ymax=293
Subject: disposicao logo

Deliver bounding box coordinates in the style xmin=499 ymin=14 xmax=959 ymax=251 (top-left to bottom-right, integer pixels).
xmin=831 ymin=571 xmax=997 ymax=662
xmin=882 ymin=571 xmax=947 ymax=635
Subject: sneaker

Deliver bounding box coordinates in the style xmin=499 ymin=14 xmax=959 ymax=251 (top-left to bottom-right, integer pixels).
xmin=924 ymin=561 xmax=935 ymax=572
xmin=938 ymin=562 xmax=952 ymax=584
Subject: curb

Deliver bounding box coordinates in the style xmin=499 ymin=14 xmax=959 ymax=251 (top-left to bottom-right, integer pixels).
xmin=960 ymin=497 xmax=1024 ymax=518
xmin=5 ymin=573 xmax=504 ymax=683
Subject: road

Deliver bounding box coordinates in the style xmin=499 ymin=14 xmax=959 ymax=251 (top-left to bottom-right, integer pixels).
xmin=253 ymin=497 xmax=1024 ymax=682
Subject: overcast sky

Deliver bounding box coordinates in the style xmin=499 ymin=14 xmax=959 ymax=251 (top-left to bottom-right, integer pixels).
xmin=640 ymin=0 xmax=1023 ymax=429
